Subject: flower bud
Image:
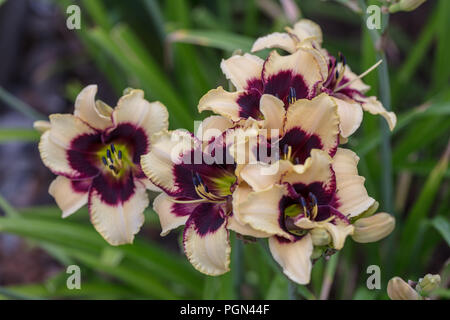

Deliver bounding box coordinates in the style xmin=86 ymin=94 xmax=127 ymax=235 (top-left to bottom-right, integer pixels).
xmin=311 ymin=246 xmax=324 ymax=260
xmin=387 ymin=277 xmax=421 ymax=300
xmin=310 ymin=228 xmax=331 ymax=246
xmin=417 ymin=274 xmax=441 ymax=294
xmin=389 ymin=0 xmax=427 ymax=13
xmin=351 ymin=213 xmax=395 ymax=243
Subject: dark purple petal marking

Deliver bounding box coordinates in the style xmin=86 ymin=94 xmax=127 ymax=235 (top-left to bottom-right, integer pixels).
xmin=104 ymin=123 xmax=148 ymax=165
xmin=168 ymin=146 xmax=236 ymax=199
xmin=316 ymin=205 xmax=349 ymax=224
xmin=263 ymin=71 xmax=309 ymax=106
xmin=91 ymin=171 xmax=136 ymax=205
xmin=280 ymin=128 xmax=323 ymax=164
xmin=68 ymin=133 xmax=103 ymax=178
xmin=71 ymin=179 xmax=92 ymax=193
xmin=186 ymin=202 xmax=226 ymax=236
xmin=245 ymin=78 xmax=264 ymax=92
xmin=292 ymin=181 xmax=337 ymax=207
xmin=237 ymin=88 xmax=262 ymax=119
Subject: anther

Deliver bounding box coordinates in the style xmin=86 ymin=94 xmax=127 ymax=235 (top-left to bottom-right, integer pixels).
xmin=299 ymin=196 xmax=309 ymax=217
xmin=192 ymin=172 xmax=200 ymax=187
xmin=308 ymin=192 xmax=318 ymax=219
xmin=102 ymin=157 xmax=107 ymax=166
xmin=335 ymin=70 xmax=339 ymax=80
xmin=294 ymin=157 xmax=300 ymax=165
xmin=106 ymin=149 xmax=112 ymax=160
xmin=288 ymin=87 xmax=296 ymax=104
xmin=118 ymin=150 xmax=122 ymax=159
xmin=110 ymin=144 xmax=115 ymax=153
xmin=283 ymin=144 xmax=289 ymax=155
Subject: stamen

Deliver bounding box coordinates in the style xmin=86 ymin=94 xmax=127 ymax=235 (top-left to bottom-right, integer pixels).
xmin=334 ymin=59 xmax=383 ymax=92
xmin=283 ymin=144 xmax=289 ymax=160
xmin=299 ymin=196 xmax=309 ymax=218
xmin=308 ymin=192 xmax=318 ymax=220
xmin=294 ymin=157 xmax=300 ymax=165
xmin=288 ymin=87 xmax=296 ymax=104
xmin=106 ymin=149 xmax=112 ymax=162
xmin=192 ymin=172 xmax=200 ymax=187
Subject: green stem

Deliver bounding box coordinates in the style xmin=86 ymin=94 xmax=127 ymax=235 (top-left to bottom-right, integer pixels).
xmin=359 ymin=0 xmax=393 ymax=216
xmin=359 ymin=0 xmax=395 ymax=277
xmin=288 ymin=279 xmax=297 ymax=300
xmin=319 ymin=252 xmax=339 ymax=300
xmin=232 ymin=233 xmax=244 ymax=299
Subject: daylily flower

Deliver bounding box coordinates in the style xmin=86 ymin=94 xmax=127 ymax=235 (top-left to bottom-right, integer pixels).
xmin=251 ymin=19 xmax=397 ymax=138
xmin=37 ymin=85 xmax=168 ymax=245
xmin=235 ymin=147 xmax=394 ymax=284
xmin=321 ymin=56 xmax=397 ymax=137
xmin=198 ymin=48 xmax=328 ymax=122
xmin=141 ymin=128 xmax=267 ymax=276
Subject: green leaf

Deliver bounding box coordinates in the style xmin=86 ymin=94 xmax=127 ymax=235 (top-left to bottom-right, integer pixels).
xmin=0 ymin=87 xmax=45 ymax=120
xmin=396 ymin=147 xmax=449 ymax=274
xmin=167 ymin=29 xmax=254 ymax=52
xmin=0 ymin=128 xmax=40 ymax=143
xmin=430 ymin=216 xmax=450 ymax=246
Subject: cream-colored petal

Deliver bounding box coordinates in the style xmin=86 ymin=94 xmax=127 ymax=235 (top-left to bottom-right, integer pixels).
xmin=332 ymin=96 xmax=363 ymax=138
xmin=239 ymin=160 xmax=295 ymax=192
xmin=220 ymin=54 xmax=264 ymax=91
xmin=352 ymin=212 xmax=395 ymax=243
xmin=139 ymin=178 xmax=161 ymax=192
xmin=323 ymin=221 xmax=354 ymax=250
xmin=360 ymin=96 xmax=397 ymax=131
xmin=263 ymin=48 xmax=328 ymax=93
xmin=198 ymin=87 xmax=242 ymax=121
xmin=227 ymin=214 xmax=271 ymax=238
xmin=283 ymin=149 xmax=334 ymax=188
xmin=48 ymin=114 xmax=97 ymax=149
xmin=237 ymin=184 xmax=291 ymax=238
xmin=285 ymin=94 xmax=340 ymax=154
xmin=74 ymin=85 xmax=113 ymax=130
xmin=195 ymin=115 xmax=233 ymax=142
xmin=251 ymin=32 xmax=297 ymax=53
xmin=292 ymin=19 xmax=323 ymax=45
xmin=49 ymin=176 xmax=89 ymax=218
xmin=332 ymin=148 xmax=375 ymax=217
xmin=153 ymin=193 xmax=189 ymax=236
xmin=33 ymin=120 xmax=51 ymax=133
xmin=269 ymin=234 xmax=313 ymax=285
xmin=259 ymin=94 xmax=286 ymax=132
xmin=89 ymin=180 xmax=148 ymax=246
xmin=112 ymin=89 xmax=169 ymax=137
xmin=38 ymin=131 xmax=80 ymax=178
xmin=294 ymin=217 xmax=317 ymax=229
xmin=184 ymin=220 xmax=230 ymax=276
xmin=342 ymin=65 xmax=371 ymax=93
xmin=141 ymin=130 xmax=199 ymax=194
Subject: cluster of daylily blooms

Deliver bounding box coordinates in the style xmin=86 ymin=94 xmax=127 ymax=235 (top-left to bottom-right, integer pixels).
xmin=36 ymin=20 xmax=396 ymax=284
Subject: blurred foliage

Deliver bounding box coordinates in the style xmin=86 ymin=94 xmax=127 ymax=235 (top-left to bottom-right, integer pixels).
xmin=0 ymin=0 xmax=449 ymax=300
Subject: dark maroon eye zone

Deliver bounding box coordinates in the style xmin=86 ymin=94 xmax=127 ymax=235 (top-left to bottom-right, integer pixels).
xmin=104 ymin=123 xmax=148 ymax=165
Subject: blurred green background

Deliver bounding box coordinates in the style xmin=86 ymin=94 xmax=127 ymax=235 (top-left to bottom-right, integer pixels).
xmin=0 ymin=0 xmax=448 ymax=300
